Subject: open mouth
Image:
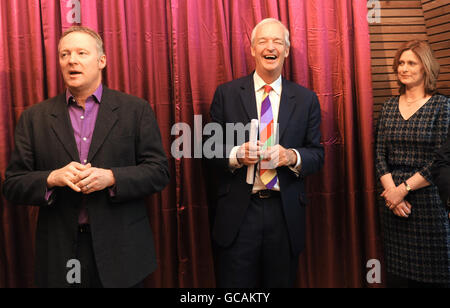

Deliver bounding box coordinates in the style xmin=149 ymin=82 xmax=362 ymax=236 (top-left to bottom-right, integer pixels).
xmin=263 ymin=55 xmax=277 ymax=60
xmin=69 ymin=71 xmax=82 ymax=76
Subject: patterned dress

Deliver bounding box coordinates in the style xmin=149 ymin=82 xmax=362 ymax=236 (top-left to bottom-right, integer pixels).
xmin=376 ymin=94 xmax=450 ymax=283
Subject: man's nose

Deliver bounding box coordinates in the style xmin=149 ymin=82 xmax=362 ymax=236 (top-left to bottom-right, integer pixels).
xmin=265 ymin=40 xmax=275 ymax=50
xmin=68 ymin=53 xmax=78 ymax=63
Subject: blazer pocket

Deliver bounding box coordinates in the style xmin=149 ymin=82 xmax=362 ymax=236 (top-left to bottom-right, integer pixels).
xmin=108 ymin=135 xmax=135 ymax=145
xmin=217 ymin=183 xmax=231 ymax=197
xmin=128 ymin=215 xmax=147 ymax=227
xmin=105 ymin=136 xmax=136 ymax=163
xmin=299 ymin=192 xmax=308 ymax=207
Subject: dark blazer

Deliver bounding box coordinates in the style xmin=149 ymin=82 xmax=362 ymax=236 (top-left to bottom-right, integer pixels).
xmin=432 ymin=130 xmax=450 ymax=205
xmin=208 ymin=74 xmax=324 ymax=255
xmin=3 ymin=87 xmax=170 ymax=288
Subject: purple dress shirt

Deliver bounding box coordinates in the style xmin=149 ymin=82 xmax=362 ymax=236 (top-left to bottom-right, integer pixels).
xmin=46 ymin=85 xmax=103 ymax=224
xmin=67 ymin=85 xmax=102 ymax=224
xmin=66 ymin=86 xmax=102 ymax=167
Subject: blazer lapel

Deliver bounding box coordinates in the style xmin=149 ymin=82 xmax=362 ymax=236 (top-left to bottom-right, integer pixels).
xmin=239 ymin=75 xmax=258 ymax=122
xmin=88 ymin=87 xmax=119 ymax=162
xmin=278 ymin=78 xmax=297 ymax=141
xmin=50 ymin=94 xmax=80 ymax=162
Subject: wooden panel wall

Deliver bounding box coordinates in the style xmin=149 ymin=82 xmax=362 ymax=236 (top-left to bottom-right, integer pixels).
xmin=369 ymin=0 xmax=450 ymax=121
xmin=421 ymin=0 xmax=450 ymax=95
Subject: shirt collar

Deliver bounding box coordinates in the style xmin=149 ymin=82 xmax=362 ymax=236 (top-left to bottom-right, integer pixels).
xmin=253 ymin=72 xmax=282 ymax=96
xmin=66 ymin=84 xmax=103 ymax=105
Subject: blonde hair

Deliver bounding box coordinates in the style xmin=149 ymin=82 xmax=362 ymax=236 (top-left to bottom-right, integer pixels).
xmin=59 ymin=26 xmax=105 ymax=58
xmin=393 ymin=40 xmax=440 ymax=95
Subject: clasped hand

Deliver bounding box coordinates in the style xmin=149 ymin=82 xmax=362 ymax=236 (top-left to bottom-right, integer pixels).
xmin=236 ymin=141 xmax=296 ymax=168
xmin=47 ymin=162 xmax=115 ymax=194
xmin=381 ymin=185 xmax=412 ymax=218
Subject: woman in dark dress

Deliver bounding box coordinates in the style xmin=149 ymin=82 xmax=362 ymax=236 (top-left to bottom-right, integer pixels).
xmin=376 ymin=40 xmax=450 ymax=288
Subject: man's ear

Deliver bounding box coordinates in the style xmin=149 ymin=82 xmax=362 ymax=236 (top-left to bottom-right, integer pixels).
xmin=251 ymin=46 xmax=256 ymax=58
xmin=284 ymin=47 xmax=290 ymax=58
xmin=99 ymin=54 xmax=106 ymax=69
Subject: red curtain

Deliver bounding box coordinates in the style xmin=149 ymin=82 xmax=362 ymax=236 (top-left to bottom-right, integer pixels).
xmin=0 ymin=0 xmax=382 ymax=288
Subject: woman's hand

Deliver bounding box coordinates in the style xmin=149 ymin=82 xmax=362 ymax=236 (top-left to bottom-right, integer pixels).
xmin=391 ymin=200 xmax=412 ymax=218
xmin=381 ymin=184 xmax=408 ymax=209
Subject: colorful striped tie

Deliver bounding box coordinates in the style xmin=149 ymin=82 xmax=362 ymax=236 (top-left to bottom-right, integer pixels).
xmin=259 ymin=85 xmax=277 ymax=189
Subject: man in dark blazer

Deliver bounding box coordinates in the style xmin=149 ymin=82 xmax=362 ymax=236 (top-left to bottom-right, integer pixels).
xmin=208 ymin=18 xmax=323 ymax=287
xmin=2 ymin=26 xmax=169 ymax=288
xmin=432 ymin=130 xmax=450 ymax=209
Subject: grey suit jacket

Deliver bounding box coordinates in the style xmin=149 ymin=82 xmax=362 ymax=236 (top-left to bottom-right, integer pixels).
xmin=3 ymin=87 xmax=170 ymax=287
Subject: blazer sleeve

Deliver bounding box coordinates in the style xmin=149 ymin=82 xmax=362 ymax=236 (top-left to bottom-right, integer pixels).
xmin=3 ymin=109 xmax=54 ymax=206
xmin=418 ymin=97 xmax=450 ymax=184
xmin=109 ymin=101 xmax=170 ymax=203
xmin=295 ymin=92 xmax=324 ymax=177
xmin=205 ymin=85 xmax=235 ymax=174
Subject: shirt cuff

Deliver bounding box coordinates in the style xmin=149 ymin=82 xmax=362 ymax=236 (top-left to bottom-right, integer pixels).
xmin=45 ymin=188 xmax=54 ymax=201
xmin=229 ymin=146 xmax=244 ymax=171
xmin=109 ymin=185 xmax=117 ymax=197
xmin=288 ymin=149 xmax=302 ymax=175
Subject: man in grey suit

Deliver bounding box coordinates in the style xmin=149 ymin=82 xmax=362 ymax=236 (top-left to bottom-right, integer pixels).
xmin=3 ymin=26 xmax=169 ymax=288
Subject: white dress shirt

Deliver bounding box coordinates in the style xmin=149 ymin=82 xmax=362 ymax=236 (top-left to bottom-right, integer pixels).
xmin=229 ymin=72 xmax=302 ymax=192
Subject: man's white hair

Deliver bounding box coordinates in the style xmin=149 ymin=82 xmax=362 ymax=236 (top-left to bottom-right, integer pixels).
xmin=251 ymin=18 xmax=290 ymax=48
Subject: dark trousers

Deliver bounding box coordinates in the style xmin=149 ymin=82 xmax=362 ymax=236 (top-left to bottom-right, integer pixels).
xmin=74 ymin=226 xmax=144 ymax=288
xmin=216 ymin=195 xmax=299 ymax=288
xmin=74 ymin=227 xmax=104 ymax=288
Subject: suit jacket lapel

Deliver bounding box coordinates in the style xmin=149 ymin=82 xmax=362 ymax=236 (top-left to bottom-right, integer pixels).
xmin=88 ymin=87 xmax=119 ymax=162
xmin=50 ymin=94 xmax=80 ymax=162
xmin=278 ymin=78 xmax=297 ymax=141
xmin=239 ymin=75 xmax=258 ymax=122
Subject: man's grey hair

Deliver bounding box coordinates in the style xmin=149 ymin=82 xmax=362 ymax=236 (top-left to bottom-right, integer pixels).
xmin=251 ymin=18 xmax=290 ymax=48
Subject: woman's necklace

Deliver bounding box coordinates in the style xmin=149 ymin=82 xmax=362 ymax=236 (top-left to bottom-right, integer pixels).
xmin=404 ymin=95 xmax=425 ymax=106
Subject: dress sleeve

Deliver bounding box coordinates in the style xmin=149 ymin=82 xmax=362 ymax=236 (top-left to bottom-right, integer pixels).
xmin=418 ymin=96 xmax=450 ymax=184
xmin=375 ymin=98 xmax=392 ymax=179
